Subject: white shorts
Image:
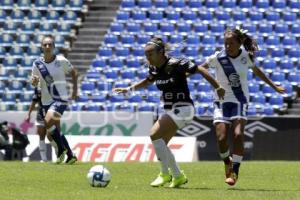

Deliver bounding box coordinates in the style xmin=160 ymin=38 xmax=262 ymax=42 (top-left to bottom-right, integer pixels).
xmin=213 ymin=101 xmax=248 ymax=125
xmin=164 ymin=105 xmax=195 ymax=129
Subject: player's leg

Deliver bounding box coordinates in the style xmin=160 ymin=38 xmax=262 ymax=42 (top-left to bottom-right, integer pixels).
xmin=149 ymin=114 xmax=175 ymax=187
xmin=35 ymin=109 xmax=48 ymax=162
xmin=44 ymin=109 xmax=67 ymax=164
xmin=61 ymin=135 xmax=77 ymax=164
xmin=37 ymin=125 xmax=47 ymax=162
xmin=227 ymin=118 xmax=246 ymax=185
xmin=226 ymin=102 xmax=247 ymax=185
xmin=213 ymin=102 xmax=233 ymax=183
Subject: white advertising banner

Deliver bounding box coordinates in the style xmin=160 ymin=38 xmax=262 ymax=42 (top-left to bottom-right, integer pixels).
xmin=0 ymin=111 xmax=153 ymax=136
xmin=67 ymin=136 xmax=198 ymax=162
xmin=18 ymin=135 xmax=198 ymax=162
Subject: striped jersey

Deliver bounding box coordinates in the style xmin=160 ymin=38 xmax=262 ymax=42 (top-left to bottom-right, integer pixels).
xmin=206 ymin=48 xmax=255 ymax=103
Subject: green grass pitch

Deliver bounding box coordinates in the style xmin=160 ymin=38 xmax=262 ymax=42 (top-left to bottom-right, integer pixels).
xmin=0 ymin=162 xmax=299 ymax=200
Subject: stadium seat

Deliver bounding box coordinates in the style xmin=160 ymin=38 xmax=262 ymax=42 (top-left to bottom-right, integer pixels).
xmin=271 ymin=71 xmax=285 ymax=84
xmin=27 ymin=45 xmax=41 ymax=58
xmin=165 ymin=9 xmax=181 ymax=22
xmin=138 ymin=104 xmax=155 ymax=112
xmin=9 ymin=80 xmax=23 ymax=91
xmin=16 ymin=0 xmax=31 ymax=10
xmin=0 ymin=47 xmax=5 ymax=59
xmin=10 ymin=9 xmax=25 ymax=22
xmin=132 ymin=46 xmax=144 ymax=58
xmin=39 ymin=22 xmax=54 ymax=34
xmin=263 ymin=105 xmax=274 ymax=115
xmin=104 ymin=34 xmax=118 ymax=47
xmin=182 ymin=9 xmax=197 ymax=22
xmin=20 ymin=56 xmax=34 ymax=69
xmin=109 ymin=57 xmax=124 ymax=69
xmin=116 ymin=11 xmax=130 ymax=22
xmin=121 ymin=0 xmax=135 ymax=10
xmin=222 ymin=0 xmax=236 ymax=10
xmin=239 ymin=0 xmax=252 ymax=10
xmin=0 ymin=33 xmax=13 ymax=47
xmin=290 ymin=24 xmax=300 ymax=37
xmin=282 ymin=12 xmax=297 ymax=25
xmin=160 ymin=22 xmax=175 ymax=34
xmin=202 ymin=47 xmax=215 ymax=57
xmin=194 ymin=22 xmax=208 ymax=36
xmin=127 ymin=58 xmax=140 ymax=68
xmin=249 ymin=82 xmax=260 ymax=94
xmin=86 ymin=71 xmax=101 ymax=81
xmin=28 ymin=10 xmax=42 ymax=23
xmin=21 ymin=20 xmax=35 ymax=34
xmin=271 ymin=48 xmax=285 ymax=61
xmin=186 ymin=34 xmax=200 ymax=47
xmin=63 ymin=11 xmax=77 ymax=23
xmin=185 ymin=47 xmax=198 ymax=58
xmin=137 ymin=34 xmax=151 ymax=44
xmin=132 ymin=10 xmax=147 ymax=22
xmin=148 ymin=10 xmax=163 ymax=22
xmin=110 ymin=93 xmax=126 ymax=103
xmin=232 ymin=10 xmax=247 ymax=21
xmin=146 ymin=92 xmax=160 ymax=103
xmin=197 ymin=82 xmax=212 ymax=92
xmin=262 ymin=84 xmax=276 ymax=97
xmin=81 ymin=82 xmax=95 ymax=93
xmin=269 ymin=94 xmax=284 ymax=108
xmin=205 ymin=0 xmax=219 ymax=10
xmin=265 ymin=11 xmax=280 ymax=24
xmin=1 ymin=0 xmax=14 ymax=10
xmin=215 ymin=10 xmax=230 ymax=22
xmin=287 ymin=72 xmax=300 ymax=86
xmin=287 ymin=49 xmax=300 ymax=59
xmin=137 ymin=0 xmax=152 ymax=10
xmin=202 ymin=35 xmax=216 ymax=46
xmin=210 ymin=23 xmax=225 ymax=35
xmin=92 ymin=92 xmax=107 ymax=103
xmin=77 ymin=94 xmax=89 ymax=103
xmin=199 ymin=10 xmax=213 ymax=22
xmin=137 ymin=69 xmax=148 ymax=79
xmin=282 ymin=35 xmax=296 ymax=49
xmin=9 ymin=45 xmax=24 ymax=59
xmin=177 ymin=22 xmax=191 ymax=36
xmin=272 ymin=0 xmax=286 ymax=11
xmin=3 ymin=20 xmax=18 ymax=34
xmin=19 ymin=91 xmax=33 ymax=102
xmin=144 ymin=22 xmax=158 ymax=34
xmin=289 ymin=0 xmax=300 ymax=10
xmin=188 ymin=0 xmax=202 ymax=11
xmin=249 ymin=11 xmax=264 ymax=23
xmin=280 ymin=59 xmax=294 ymax=73
xmin=110 ymin=22 xmax=124 ymax=34
xmin=35 ymin=0 xmax=49 ymax=10
xmin=127 ymin=22 xmax=140 ymax=34
xmin=121 ymin=69 xmax=136 ymax=79
xmin=128 ymin=93 xmax=143 ymax=103
xmin=274 ymin=23 xmax=289 ymax=37
xmin=46 ymin=11 xmax=60 ymax=22
xmin=195 ymin=104 xmax=205 ymax=116
xmin=258 ymin=23 xmax=273 ymax=35
xmin=98 ymin=47 xmax=113 ymax=57
xmin=69 ymin=0 xmax=83 ymax=11
xmin=52 ymin=0 xmax=66 ymax=10
xmin=57 ymin=22 xmax=72 ymax=36
xmin=98 ymin=82 xmax=113 ymax=91
xmin=121 ymin=34 xmax=135 ymax=47
xmin=255 ymin=0 xmax=269 ymax=11
xmin=172 ymin=0 xmax=186 ymax=10
xmin=262 ymin=58 xmax=277 ymax=73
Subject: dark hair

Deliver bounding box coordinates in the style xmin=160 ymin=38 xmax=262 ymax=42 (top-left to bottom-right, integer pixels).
xmin=146 ymin=37 xmax=170 ymax=54
xmin=225 ymin=27 xmax=258 ymax=61
xmin=41 ymin=35 xmax=55 ymax=48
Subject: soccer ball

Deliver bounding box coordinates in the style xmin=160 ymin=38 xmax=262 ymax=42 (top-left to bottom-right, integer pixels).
xmin=87 ymin=165 xmax=111 ymax=187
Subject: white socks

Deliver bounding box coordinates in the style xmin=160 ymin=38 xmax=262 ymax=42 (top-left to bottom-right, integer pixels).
xmin=50 ymin=140 xmax=58 ymax=156
xmin=166 ymin=147 xmax=181 ymax=177
xmin=39 ymin=140 xmax=47 ymax=162
xmin=152 ymin=139 xmax=169 ymax=174
xmin=232 ymin=154 xmax=243 ymax=163
xmin=219 ymin=149 xmax=230 ymax=159
xmin=152 ymin=138 xmax=181 ymax=177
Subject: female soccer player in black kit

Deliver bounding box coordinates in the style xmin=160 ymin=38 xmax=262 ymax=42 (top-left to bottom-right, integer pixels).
xmin=114 ymin=37 xmax=225 ymax=188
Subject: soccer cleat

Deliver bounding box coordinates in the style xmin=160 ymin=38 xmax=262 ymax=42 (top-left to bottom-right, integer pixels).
xmin=65 ymin=156 xmax=77 ymax=164
xmin=169 ymin=171 xmax=188 ymax=188
xmin=224 ymin=156 xmax=233 ymax=180
xmin=225 ymin=172 xmax=238 ymax=186
xmin=150 ymin=172 xmax=172 ymax=187
xmin=56 ymin=149 xmax=67 ymax=164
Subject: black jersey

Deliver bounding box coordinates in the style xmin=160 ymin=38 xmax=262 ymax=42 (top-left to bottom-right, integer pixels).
xmin=147 ymin=57 xmax=198 ymax=109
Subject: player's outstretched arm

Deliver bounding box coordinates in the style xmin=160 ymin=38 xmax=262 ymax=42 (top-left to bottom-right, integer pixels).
xmin=252 ymin=66 xmax=286 ymax=94
xmin=70 ymin=68 xmax=78 ymax=100
xmin=196 ymin=63 xmax=225 ymax=100
xmin=113 ymin=78 xmax=153 ymax=94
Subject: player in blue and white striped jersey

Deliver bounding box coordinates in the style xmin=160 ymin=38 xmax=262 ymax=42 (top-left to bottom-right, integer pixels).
xmin=199 ymin=27 xmax=285 ymax=186
xmin=31 ymin=35 xmax=78 ymax=164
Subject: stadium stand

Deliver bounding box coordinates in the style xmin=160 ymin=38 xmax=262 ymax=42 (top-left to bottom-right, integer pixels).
xmin=0 ymin=0 xmax=300 ymax=116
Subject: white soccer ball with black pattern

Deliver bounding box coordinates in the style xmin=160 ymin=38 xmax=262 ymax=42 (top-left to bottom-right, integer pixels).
xmin=87 ymin=165 xmax=111 ymax=187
